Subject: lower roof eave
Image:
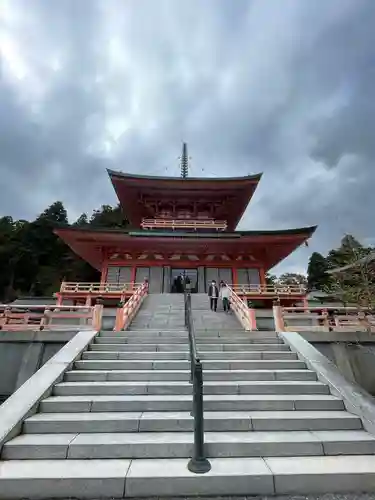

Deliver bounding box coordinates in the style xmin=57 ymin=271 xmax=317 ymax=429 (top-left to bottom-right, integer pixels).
xmin=54 ymin=225 xmax=317 ymax=271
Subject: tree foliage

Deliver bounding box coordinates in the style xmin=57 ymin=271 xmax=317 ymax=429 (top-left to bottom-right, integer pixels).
xmin=277 ymin=273 xmax=307 ymax=287
xmin=325 ymin=235 xmax=375 ymax=308
xmin=0 ymin=202 xmax=128 ymax=302
xmin=273 ymin=234 xmax=375 ymax=310
xmin=307 ymin=252 xmax=331 ymax=291
xmin=266 ymin=273 xmax=277 ymax=286
xmin=326 ymin=235 xmax=371 ymax=269
xmin=89 ymin=205 xmax=127 ymax=228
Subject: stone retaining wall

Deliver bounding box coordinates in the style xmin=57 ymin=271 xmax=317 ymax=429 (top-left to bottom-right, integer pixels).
xmin=0 ymin=330 xmax=77 ymax=403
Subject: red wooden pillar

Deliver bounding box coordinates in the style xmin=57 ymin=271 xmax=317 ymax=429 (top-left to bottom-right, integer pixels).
xmin=232 ymin=267 xmax=238 ymax=287
xmin=302 ymin=296 xmax=309 ymax=311
xmin=259 ymin=267 xmax=266 ymax=286
xmin=130 ymin=266 xmax=137 ymax=287
xmin=100 ymin=247 xmax=108 ymax=284
xmin=100 ymin=262 xmax=108 ymax=284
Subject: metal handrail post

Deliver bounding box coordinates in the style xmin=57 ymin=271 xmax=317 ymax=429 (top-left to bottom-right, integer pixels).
xmin=187 ymin=360 xmax=211 ymax=474
xmin=183 ymin=288 xmax=211 ymax=474
xmin=184 ymin=292 xmax=194 ymax=383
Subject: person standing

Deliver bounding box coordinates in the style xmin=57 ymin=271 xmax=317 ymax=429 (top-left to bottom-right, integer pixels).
xmin=184 ymin=275 xmax=191 ymax=293
xmin=219 ymin=282 xmax=231 ymax=313
xmin=176 ymin=275 xmax=183 ymax=293
xmin=208 ymin=280 xmax=219 ymax=311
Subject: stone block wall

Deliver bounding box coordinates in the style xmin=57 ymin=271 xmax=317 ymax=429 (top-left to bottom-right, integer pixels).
xmin=0 ymin=330 xmax=77 ymax=403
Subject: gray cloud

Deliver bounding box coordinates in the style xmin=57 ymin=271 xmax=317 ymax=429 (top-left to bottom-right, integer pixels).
xmin=1 ymin=0 xmax=375 ymax=274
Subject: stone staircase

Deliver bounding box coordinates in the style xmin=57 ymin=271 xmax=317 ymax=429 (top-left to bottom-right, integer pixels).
xmin=1 ymin=293 xmax=375 ymax=497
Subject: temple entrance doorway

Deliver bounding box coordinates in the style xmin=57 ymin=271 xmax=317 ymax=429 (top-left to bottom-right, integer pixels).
xmin=170 ymin=268 xmax=198 ymax=293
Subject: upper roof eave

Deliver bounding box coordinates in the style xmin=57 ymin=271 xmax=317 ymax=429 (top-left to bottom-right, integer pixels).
xmin=107 ymin=168 xmax=263 ymax=184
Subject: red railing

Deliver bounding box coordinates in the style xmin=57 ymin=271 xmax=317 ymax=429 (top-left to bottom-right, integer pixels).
xmin=114 ymin=281 xmax=149 ymax=331
xmin=0 ymin=304 xmax=103 ymax=331
xmin=232 ymin=284 xmax=306 ymax=296
xmin=227 ymin=286 xmax=257 ymax=331
xmin=141 ymin=218 xmax=228 ymax=231
xmin=273 ymin=305 xmax=375 ymax=333
xmin=59 ymin=282 xmax=141 ymax=294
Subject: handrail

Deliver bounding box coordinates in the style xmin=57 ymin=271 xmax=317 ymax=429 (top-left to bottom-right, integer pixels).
xmin=184 ymin=290 xmax=211 ymax=474
xmin=227 ymin=286 xmax=257 ymax=331
xmin=114 ymin=281 xmax=149 ymax=331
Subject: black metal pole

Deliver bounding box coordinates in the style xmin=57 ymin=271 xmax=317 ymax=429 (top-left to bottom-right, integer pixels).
xmin=186 ymin=293 xmax=194 ymax=383
xmin=189 ymin=339 xmax=194 ymax=385
xmin=188 ymin=361 xmax=211 ymax=474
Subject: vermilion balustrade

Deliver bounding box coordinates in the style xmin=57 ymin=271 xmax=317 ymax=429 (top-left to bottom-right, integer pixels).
xmin=226 ymin=286 xmax=257 ymax=331
xmin=273 ymin=305 xmax=375 ymax=333
xmin=0 ymin=304 xmax=103 ymax=331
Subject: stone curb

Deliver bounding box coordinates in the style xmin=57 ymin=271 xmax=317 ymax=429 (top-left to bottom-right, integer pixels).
xmin=0 ymin=329 xmax=98 ymax=450
xmin=280 ymin=331 xmax=375 ymax=435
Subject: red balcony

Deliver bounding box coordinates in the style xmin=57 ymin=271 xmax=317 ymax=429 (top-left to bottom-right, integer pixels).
xmin=141 ymin=218 xmax=228 ymax=231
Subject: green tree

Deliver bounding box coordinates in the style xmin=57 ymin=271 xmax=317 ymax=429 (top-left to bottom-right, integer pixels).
xmin=89 ymin=204 xmax=128 ymax=228
xmin=326 ymin=234 xmax=375 ymax=309
xmin=0 ymin=200 xmax=107 ymax=301
xmin=266 ymin=273 xmax=277 ymax=286
xmin=277 ymin=273 xmax=307 ymax=287
xmin=36 ymin=201 xmax=68 ymax=225
xmin=307 ymin=252 xmax=331 ymax=291
xmin=73 ymin=213 xmax=89 ymax=227
xmin=327 ymin=234 xmax=371 ymax=269
xmin=0 ymin=220 xmax=38 ymax=300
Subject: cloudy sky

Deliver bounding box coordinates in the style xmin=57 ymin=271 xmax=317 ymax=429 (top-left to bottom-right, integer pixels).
xmin=1 ymin=0 xmax=374 ymax=275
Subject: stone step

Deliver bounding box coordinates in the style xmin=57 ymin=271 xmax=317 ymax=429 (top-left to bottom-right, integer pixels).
xmin=82 ymin=350 xmax=298 ymax=360
xmin=101 ymin=328 xmax=267 ymax=335
xmin=75 ymin=359 xmax=306 ymax=370
xmin=82 ymin=351 xmax=301 ymax=361
xmin=4 ymin=430 xmax=375 ymax=460
xmin=95 ymin=335 xmax=284 ymax=345
xmin=130 ymin=323 xmax=186 ymax=328
xmin=65 ymin=369 xmax=317 ymax=382
xmin=122 ymin=329 xmax=279 ymax=338
xmin=2 ymin=455 xmax=375 ymax=498
xmin=53 ymin=381 xmax=329 ymax=396
xmin=89 ymin=343 xmax=290 ymax=351
xmin=23 ymin=410 xmax=362 ymax=434
xmin=98 ymin=334 xmax=283 ymax=344
xmin=39 ymin=394 xmax=345 ymax=413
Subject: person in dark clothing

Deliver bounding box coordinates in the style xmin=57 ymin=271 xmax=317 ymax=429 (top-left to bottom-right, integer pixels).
xmin=208 ymin=280 xmax=219 ymax=311
xmin=176 ymin=275 xmax=183 ymax=293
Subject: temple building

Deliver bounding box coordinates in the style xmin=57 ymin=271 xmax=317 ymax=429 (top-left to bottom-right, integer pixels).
xmin=55 ymin=144 xmax=316 ymax=306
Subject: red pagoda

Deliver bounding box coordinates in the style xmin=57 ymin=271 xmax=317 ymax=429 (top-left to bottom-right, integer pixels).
xmin=55 ymin=144 xmax=316 ymax=307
